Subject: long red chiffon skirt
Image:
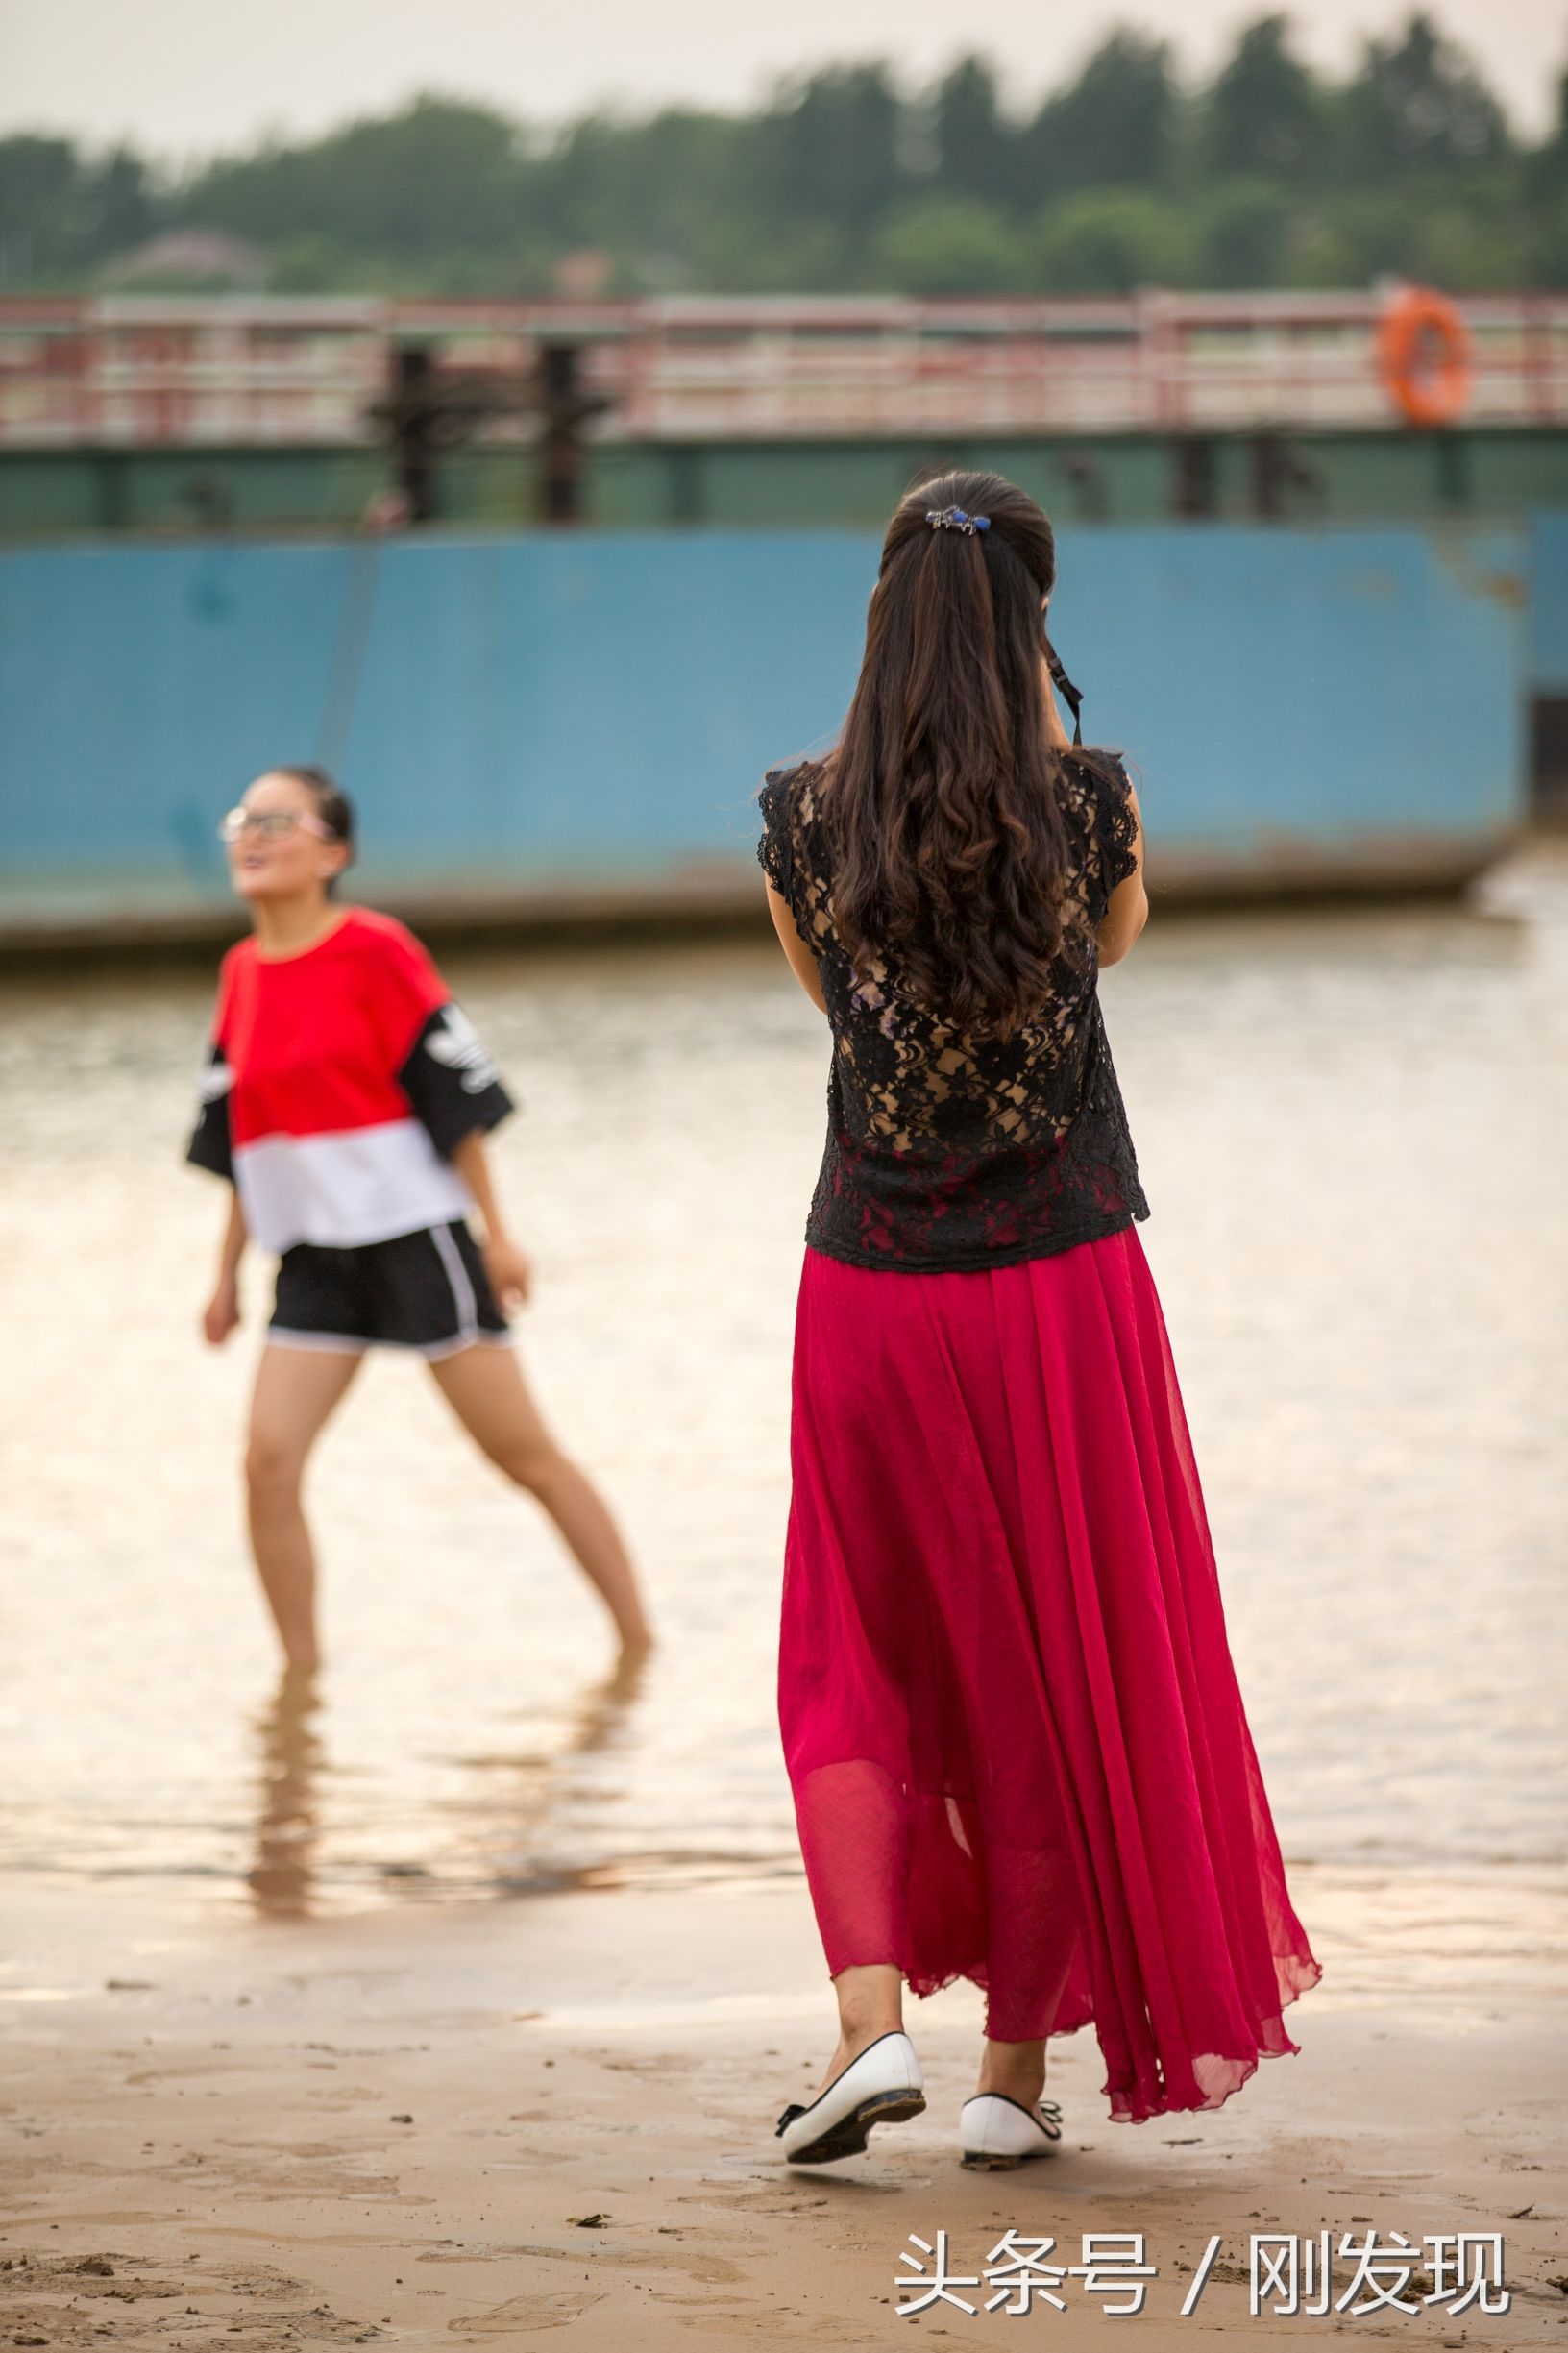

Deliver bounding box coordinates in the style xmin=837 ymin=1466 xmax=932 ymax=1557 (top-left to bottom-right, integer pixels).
xmin=777 ymin=1223 xmax=1320 ymax=2124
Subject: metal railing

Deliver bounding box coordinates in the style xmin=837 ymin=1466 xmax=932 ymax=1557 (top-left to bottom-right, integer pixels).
xmin=1 ymin=290 xmax=1563 ymax=446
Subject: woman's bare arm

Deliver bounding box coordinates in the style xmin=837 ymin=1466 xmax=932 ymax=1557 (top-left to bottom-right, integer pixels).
xmin=1046 ymin=658 xmax=1147 ymax=966
xmin=452 ymin=1128 xmax=507 ymax=1239
xmin=202 ymin=1191 xmax=248 ymax=1345
xmin=1096 ymin=780 xmax=1149 ymax=968
xmin=452 ymin=1129 xmax=533 ymax=1311
xmin=765 ymin=882 xmax=828 ymax=1014
xmin=217 ymin=1189 xmax=247 ymax=1279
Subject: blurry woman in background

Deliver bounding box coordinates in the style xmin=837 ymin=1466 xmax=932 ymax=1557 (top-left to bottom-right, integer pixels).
xmin=761 ymin=473 xmax=1317 ymax=2169
xmin=186 ymin=764 xmax=652 ymax=1675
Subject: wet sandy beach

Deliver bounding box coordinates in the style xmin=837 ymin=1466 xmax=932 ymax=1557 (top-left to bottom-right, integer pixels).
xmin=3 ymin=1869 xmax=1566 ymax=2347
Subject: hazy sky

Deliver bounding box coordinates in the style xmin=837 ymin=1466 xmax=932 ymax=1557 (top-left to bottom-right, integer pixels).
xmin=1 ymin=0 xmax=1560 ymax=163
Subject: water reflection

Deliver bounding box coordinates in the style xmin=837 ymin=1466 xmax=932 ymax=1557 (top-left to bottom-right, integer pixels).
xmin=244 ymin=1650 xmax=657 ymax=1919
xmin=247 ymin=1665 xmax=325 ymax=1917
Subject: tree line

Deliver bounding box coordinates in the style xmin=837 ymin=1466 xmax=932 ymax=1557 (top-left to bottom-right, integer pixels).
xmin=3 ymin=12 xmax=1566 ymax=299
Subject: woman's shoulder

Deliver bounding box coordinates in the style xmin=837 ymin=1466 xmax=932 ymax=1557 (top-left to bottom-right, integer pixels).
xmin=322 ymin=908 xmax=453 ymax=1021
xmin=1054 ymin=748 xmax=1134 ymax=837
xmin=1058 ymin=744 xmax=1131 ymax=806
xmin=757 ymin=758 xmax=832 ymax=902
xmin=758 ymin=757 xmax=829 ymax=831
xmin=335 ymin=903 xmax=414 ymax=950
xmin=210 ymin=932 xmax=257 ymax=1028
xmin=331 ymin=905 xmax=439 ymax=972
xmin=219 ymin=932 xmax=258 ymax=980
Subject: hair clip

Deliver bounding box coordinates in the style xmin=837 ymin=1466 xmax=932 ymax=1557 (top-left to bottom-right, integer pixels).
xmin=926 ymin=506 xmax=990 ymax=535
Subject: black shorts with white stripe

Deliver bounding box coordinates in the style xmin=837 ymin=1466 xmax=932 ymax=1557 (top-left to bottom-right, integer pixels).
xmin=268 ymin=1220 xmax=511 ymax=1360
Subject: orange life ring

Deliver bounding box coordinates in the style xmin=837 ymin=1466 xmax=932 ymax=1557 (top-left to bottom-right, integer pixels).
xmin=1376 ymin=287 xmax=1473 ymax=429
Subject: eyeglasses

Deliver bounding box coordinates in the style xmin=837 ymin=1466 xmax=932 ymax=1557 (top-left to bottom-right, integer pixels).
xmin=218 ymin=807 xmax=333 ymax=845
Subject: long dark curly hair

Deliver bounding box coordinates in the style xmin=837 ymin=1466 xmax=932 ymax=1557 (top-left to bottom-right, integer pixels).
xmin=819 ymin=467 xmax=1118 ymax=1039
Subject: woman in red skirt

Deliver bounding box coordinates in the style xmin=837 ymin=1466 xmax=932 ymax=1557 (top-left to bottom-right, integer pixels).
xmin=760 ymin=472 xmax=1319 ymax=2169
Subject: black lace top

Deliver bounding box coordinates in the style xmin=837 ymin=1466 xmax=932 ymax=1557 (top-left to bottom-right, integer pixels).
xmin=756 ymin=753 xmax=1149 ymax=1273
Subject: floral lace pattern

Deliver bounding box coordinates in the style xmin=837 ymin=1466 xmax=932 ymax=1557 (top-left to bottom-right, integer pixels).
xmin=757 ymin=754 xmax=1149 ymax=1271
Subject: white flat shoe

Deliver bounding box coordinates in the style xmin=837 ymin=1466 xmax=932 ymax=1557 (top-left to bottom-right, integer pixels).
xmin=774 ymin=2030 xmax=925 ymax=2165
xmin=959 ymin=2092 xmax=1064 ymax=2170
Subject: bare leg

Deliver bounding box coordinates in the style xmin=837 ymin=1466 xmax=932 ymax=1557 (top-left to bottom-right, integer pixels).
xmin=811 ymin=1962 xmax=906 ymax=2100
xmin=977 ymin=2035 xmax=1046 ymax=2104
xmin=245 ymin=1344 xmax=363 ymax=1672
xmin=429 ymin=1343 xmax=653 ymax=1656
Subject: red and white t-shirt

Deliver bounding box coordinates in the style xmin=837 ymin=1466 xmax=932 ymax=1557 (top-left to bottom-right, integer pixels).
xmin=185 ymin=908 xmax=514 ymax=1254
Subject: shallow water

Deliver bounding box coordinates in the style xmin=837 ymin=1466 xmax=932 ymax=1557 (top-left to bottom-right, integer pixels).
xmin=2 ymin=851 xmax=1565 ymax=1923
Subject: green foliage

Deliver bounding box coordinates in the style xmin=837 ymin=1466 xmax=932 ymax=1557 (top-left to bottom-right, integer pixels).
xmin=930 ymin=57 xmax=1016 ymax=210
xmin=1022 ymin=32 xmax=1181 ymax=200
xmin=1193 ymin=181 xmax=1295 ymax=288
xmin=0 ymin=13 xmax=1557 ymax=297
xmin=751 ymin=62 xmax=907 ymax=249
xmin=1290 ymin=179 xmax=1531 ymax=290
xmin=0 ymin=135 xmax=153 ymax=283
xmin=1531 ymin=191 xmax=1568 ymax=287
xmin=874 ymin=198 xmax=1029 ymax=293
xmin=1201 ymin=16 xmax=1322 ymax=179
xmin=183 ymin=95 xmax=524 ymax=260
xmin=1331 ymin=12 xmax=1510 ymax=182
xmin=1031 ymin=189 xmax=1194 ymax=293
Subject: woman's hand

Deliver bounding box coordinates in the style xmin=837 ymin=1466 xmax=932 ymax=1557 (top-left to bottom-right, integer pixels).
xmin=451 ymin=1133 xmax=530 ymax=1306
xmin=203 ymin=1271 xmax=241 ymax=1346
xmin=483 ymin=1234 xmax=534 ymax=1314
